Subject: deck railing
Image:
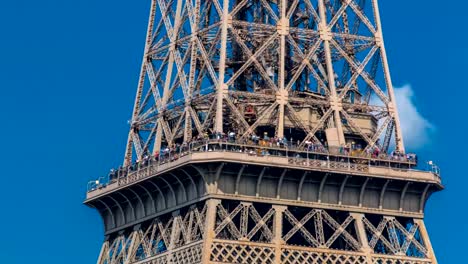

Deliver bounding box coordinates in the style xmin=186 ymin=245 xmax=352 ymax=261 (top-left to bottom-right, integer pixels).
xmin=87 ymin=140 xmax=439 ymax=193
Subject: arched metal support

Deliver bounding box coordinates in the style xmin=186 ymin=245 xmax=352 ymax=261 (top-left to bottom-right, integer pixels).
xmin=338 ymin=175 xmax=350 ymax=205
xmin=359 ymin=178 xmax=370 ymax=207
xmin=116 ymin=191 xmax=136 ymax=222
xmin=276 ymin=169 xmax=288 ymax=199
xmin=188 ymin=164 xmax=210 ymax=194
xmin=147 ymin=179 xmax=167 ymax=210
xmin=297 ymin=171 xmax=308 ymax=201
xmin=96 ymin=199 xmax=116 ymax=229
xmin=379 ymin=180 xmax=391 ymax=209
xmin=255 ymin=167 xmax=267 ymax=197
xmin=213 ymin=163 xmax=225 ymax=194
xmin=234 ymin=165 xmax=246 ymax=195
xmin=180 ymin=168 xmax=199 ymax=198
xmin=419 ymin=184 xmax=431 ymax=213
xmin=318 ymin=173 xmax=329 ymax=203
xmin=168 ymin=172 xmax=188 ymax=203
xmin=88 ymin=203 xmax=109 ymax=229
xmin=127 ymin=187 xmax=147 ymax=217
xmin=399 ymin=182 xmax=411 ymax=211
xmin=137 ymin=184 xmax=156 ymax=214
xmin=158 ymin=176 xmax=177 ymax=206
xmin=107 ymin=195 xmax=126 ymax=225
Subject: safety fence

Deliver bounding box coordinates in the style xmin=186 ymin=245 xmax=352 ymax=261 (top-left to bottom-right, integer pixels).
xmin=87 ymin=140 xmax=439 ymax=193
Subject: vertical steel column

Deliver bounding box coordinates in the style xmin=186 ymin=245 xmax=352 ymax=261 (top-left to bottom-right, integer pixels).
xmin=351 ymin=213 xmax=373 ymax=264
xmin=273 ymin=205 xmax=287 ymax=264
xmin=185 ymin=0 xmax=201 ymax=142
xmin=371 ymin=0 xmax=405 ymax=152
xmin=156 ymin=0 xmax=185 ymax=151
xmin=215 ymin=0 xmax=230 ymax=133
xmin=184 ymin=106 xmax=193 ymax=142
xmin=202 ymin=199 xmax=221 ymax=264
xmin=414 ymin=219 xmax=438 ymax=264
xmin=124 ymin=0 xmax=157 ymax=166
xmin=276 ymin=0 xmax=288 ymax=138
xmin=317 ymin=0 xmax=345 ymax=146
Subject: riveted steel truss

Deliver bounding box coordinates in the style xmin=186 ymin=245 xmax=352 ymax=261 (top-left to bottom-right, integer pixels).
xmin=96 ymin=200 xmax=437 ymax=264
xmin=97 ymin=203 xmax=207 ymax=264
xmin=123 ymin=0 xmax=406 ymax=165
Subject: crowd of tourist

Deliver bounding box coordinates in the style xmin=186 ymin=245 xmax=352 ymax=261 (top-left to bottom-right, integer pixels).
xmin=102 ymin=131 xmax=417 ymax=185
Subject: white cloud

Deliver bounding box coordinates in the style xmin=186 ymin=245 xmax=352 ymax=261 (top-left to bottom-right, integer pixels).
xmin=394 ymin=84 xmax=435 ymax=149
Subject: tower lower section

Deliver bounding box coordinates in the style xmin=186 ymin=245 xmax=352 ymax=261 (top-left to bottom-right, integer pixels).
xmin=96 ymin=198 xmax=436 ymax=264
xmin=87 ymin=149 xmax=441 ymax=264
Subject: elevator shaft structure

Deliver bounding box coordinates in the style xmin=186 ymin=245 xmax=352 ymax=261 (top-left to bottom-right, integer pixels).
xmin=85 ymin=0 xmax=443 ymax=263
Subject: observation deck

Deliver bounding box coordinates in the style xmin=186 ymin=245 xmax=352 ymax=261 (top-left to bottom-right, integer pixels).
xmin=85 ymin=140 xmax=442 ymax=233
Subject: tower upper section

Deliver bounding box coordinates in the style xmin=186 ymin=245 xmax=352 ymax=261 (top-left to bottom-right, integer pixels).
xmin=124 ymin=0 xmax=406 ymax=166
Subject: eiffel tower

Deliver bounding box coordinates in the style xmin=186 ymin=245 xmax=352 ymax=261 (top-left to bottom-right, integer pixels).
xmin=85 ymin=0 xmax=443 ymax=263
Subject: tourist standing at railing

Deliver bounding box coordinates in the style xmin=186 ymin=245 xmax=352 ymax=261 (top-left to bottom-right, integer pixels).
xmin=228 ymin=131 xmax=235 ymax=142
xmin=252 ymin=134 xmax=259 ymax=144
xmin=373 ymin=147 xmax=380 ymax=159
xmin=104 ymin=136 xmax=423 ymax=184
xmin=109 ymin=168 xmax=117 ymax=181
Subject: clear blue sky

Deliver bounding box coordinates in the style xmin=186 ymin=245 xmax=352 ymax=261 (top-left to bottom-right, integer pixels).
xmin=0 ymin=1 xmax=465 ymax=263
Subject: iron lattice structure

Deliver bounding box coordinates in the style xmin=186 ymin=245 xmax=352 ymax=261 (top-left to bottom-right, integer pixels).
xmin=123 ymin=0 xmax=404 ymax=166
xmin=85 ymin=0 xmax=443 ymax=264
